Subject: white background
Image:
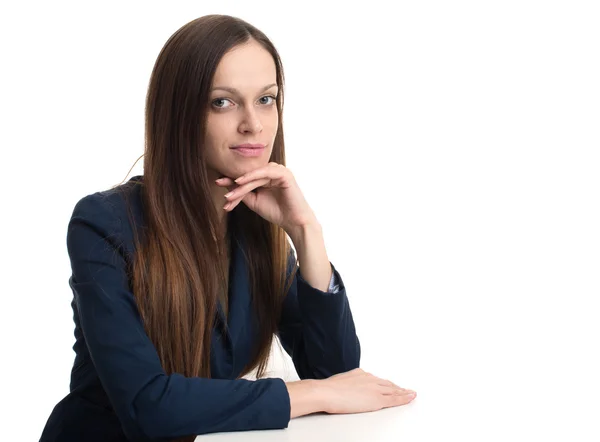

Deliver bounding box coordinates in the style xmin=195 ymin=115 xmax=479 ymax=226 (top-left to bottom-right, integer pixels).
xmin=1 ymin=1 xmax=599 ymax=441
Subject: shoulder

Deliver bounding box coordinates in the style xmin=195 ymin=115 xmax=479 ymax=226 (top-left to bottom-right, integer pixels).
xmin=68 ymin=175 xmax=145 ymax=249
xmin=72 ymin=175 xmax=143 ymax=218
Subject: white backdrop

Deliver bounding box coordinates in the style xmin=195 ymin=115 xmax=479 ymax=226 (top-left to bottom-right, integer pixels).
xmin=1 ymin=1 xmax=599 ymax=441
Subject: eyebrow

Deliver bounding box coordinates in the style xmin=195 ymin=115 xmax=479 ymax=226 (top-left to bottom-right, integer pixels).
xmin=210 ymin=83 xmax=278 ymax=95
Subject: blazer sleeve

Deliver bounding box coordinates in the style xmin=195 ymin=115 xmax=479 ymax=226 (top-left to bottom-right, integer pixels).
xmin=277 ymin=248 xmax=361 ymax=379
xmin=67 ymin=193 xmax=291 ymax=440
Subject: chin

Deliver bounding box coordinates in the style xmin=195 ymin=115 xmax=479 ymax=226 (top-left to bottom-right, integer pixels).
xmin=217 ymin=164 xmax=252 ymax=181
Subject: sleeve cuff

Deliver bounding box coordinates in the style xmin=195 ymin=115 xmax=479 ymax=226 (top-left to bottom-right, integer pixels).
xmin=297 ymin=262 xmax=345 ymax=295
xmin=265 ymin=377 xmax=292 ymax=429
xmin=327 ymin=264 xmax=341 ymax=294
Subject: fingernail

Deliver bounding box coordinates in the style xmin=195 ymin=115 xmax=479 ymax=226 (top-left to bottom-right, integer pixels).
xmin=224 ymin=192 xmax=233 ymax=198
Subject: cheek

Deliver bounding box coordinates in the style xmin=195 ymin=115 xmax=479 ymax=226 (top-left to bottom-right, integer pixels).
xmin=205 ymin=116 xmax=231 ymax=149
xmin=265 ymin=110 xmax=279 ymax=135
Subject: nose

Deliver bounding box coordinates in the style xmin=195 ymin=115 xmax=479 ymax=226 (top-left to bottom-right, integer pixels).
xmin=238 ymin=108 xmax=263 ymax=134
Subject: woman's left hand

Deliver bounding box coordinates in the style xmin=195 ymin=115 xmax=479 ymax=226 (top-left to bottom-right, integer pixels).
xmin=216 ymin=162 xmax=317 ymax=234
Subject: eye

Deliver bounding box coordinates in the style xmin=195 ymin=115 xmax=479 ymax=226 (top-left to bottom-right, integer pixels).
xmin=212 ymin=98 xmax=233 ymax=109
xmin=259 ymin=95 xmax=277 ymax=106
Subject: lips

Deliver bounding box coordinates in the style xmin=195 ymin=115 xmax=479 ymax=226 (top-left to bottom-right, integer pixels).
xmin=231 ymin=144 xmax=265 ymax=157
xmin=231 ymin=143 xmax=266 ymax=149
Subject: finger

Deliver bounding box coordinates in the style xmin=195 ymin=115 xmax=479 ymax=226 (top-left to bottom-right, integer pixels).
xmin=384 ymin=391 xmax=417 ymax=408
xmin=224 ymin=178 xmax=270 ymax=203
xmin=375 ymin=379 xmax=395 ymax=388
xmin=238 ymin=189 xmax=258 ymax=211
xmin=223 ymin=197 xmax=236 ymax=211
xmin=374 ymin=378 xmax=415 ymax=395
xmin=224 ymin=186 xmax=262 ymax=212
xmin=390 ymin=383 xmax=416 ymax=395
xmin=215 ymin=177 xmax=235 ymax=186
xmin=378 ymin=385 xmax=399 ymax=395
xmin=216 ymin=177 xmax=239 ymax=197
xmin=374 ymin=378 xmax=401 ymax=389
xmin=378 ymin=385 xmax=413 ymax=396
xmin=234 ymin=162 xmax=287 ymax=186
xmin=223 ymin=193 xmax=247 ymax=212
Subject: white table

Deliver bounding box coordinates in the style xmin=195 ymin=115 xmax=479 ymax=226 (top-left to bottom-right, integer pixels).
xmin=194 ymin=357 xmax=418 ymax=441
xmin=193 ymin=352 xmax=418 ymax=441
xmin=192 ymin=338 xmax=600 ymax=441
xmin=196 ymin=404 xmax=416 ymax=441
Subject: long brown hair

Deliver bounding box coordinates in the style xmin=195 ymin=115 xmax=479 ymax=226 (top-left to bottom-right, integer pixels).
xmin=116 ymin=15 xmax=296 ymax=439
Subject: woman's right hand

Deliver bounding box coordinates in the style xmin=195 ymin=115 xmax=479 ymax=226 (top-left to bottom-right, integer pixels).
xmin=320 ymin=368 xmax=416 ymax=414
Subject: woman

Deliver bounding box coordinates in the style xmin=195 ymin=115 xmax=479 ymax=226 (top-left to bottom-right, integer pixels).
xmin=40 ymin=14 xmax=416 ymax=442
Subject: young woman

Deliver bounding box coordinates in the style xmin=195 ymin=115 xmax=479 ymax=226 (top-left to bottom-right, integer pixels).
xmin=40 ymin=14 xmax=416 ymax=442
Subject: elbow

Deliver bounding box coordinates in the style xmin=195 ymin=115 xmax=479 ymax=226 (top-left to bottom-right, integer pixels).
xmin=134 ymin=409 xmax=175 ymax=440
xmin=340 ymin=308 xmax=360 ymax=371
xmin=349 ymin=335 xmax=361 ymax=369
xmin=336 ymin=334 xmax=361 ymax=373
xmin=128 ymin=375 xmax=190 ymax=440
xmin=132 ymin=401 xmax=213 ymax=440
xmin=342 ymin=335 xmax=361 ymax=371
xmin=131 ymin=402 xmax=173 ymax=439
xmin=312 ymin=336 xmax=361 ymax=379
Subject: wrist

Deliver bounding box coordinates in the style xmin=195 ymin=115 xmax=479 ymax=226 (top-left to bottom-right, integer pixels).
xmin=285 ymin=379 xmax=326 ymax=418
xmin=287 ymin=221 xmax=322 ymax=247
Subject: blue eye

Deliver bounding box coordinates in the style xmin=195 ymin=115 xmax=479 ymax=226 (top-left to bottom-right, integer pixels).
xmin=259 ymin=95 xmax=276 ymax=105
xmin=211 ymin=95 xmax=277 ymax=110
xmin=212 ymin=98 xmax=233 ymax=109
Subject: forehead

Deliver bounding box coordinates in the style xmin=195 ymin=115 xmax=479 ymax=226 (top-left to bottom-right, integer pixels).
xmin=212 ymin=40 xmax=277 ymax=89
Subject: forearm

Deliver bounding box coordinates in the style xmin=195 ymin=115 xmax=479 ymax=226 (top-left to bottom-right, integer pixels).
xmin=288 ymin=222 xmax=332 ymax=292
xmin=285 ymin=379 xmax=325 ymax=418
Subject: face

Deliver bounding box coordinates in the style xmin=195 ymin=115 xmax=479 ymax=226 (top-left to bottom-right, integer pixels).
xmin=204 ymin=39 xmax=279 ymax=181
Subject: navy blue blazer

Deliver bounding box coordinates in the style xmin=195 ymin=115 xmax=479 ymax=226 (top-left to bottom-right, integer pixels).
xmin=40 ymin=176 xmax=361 ymax=441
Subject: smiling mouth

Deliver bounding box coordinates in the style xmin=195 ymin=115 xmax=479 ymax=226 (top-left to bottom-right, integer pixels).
xmin=231 ymin=143 xmax=266 ymax=149
xmin=231 ymin=146 xmax=265 ymax=157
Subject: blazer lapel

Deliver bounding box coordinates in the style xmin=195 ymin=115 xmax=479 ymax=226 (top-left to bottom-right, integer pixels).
xmin=226 ymin=233 xmax=252 ymax=351
xmin=212 ymin=233 xmax=251 ymax=377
